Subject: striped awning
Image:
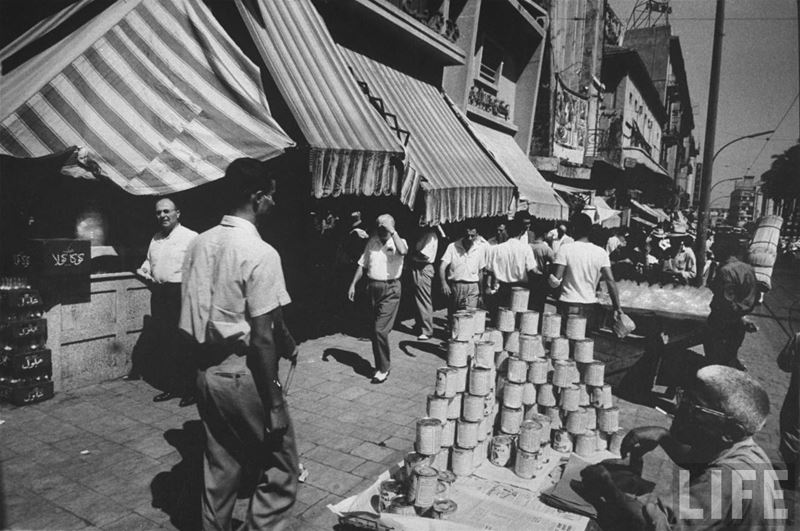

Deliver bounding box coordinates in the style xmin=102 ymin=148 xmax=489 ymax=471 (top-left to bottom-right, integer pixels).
xmin=0 ymin=0 xmax=294 ymax=195
xmin=469 ymin=121 xmax=568 ymax=221
xmin=236 ymin=0 xmax=405 ymax=199
xmin=341 ymin=48 xmax=516 ymax=225
xmin=630 ymin=199 xmax=669 ymax=222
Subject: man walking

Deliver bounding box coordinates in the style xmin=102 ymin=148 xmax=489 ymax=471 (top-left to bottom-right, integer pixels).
xmin=411 ymin=227 xmax=438 ymax=340
xmin=550 ymin=213 xmax=621 ymax=332
xmin=486 ymin=219 xmax=538 ymax=310
xmin=134 ymin=197 xmax=197 ymax=406
xmin=529 ymin=227 xmax=554 ymax=315
xmin=348 ymin=214 xmax=408 ymax=384
xmin=547 ymin=222 xmax=574 ymax=254
xmin=180 ymin=159 xmax=299 ymax=530
xmin=439 ymin=223 xmax=487 ymax=327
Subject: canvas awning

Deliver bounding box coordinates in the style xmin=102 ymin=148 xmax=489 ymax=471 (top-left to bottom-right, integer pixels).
xmin=469 ymin=121 xmax=568 ymax=220
xmin=590 ymin=196 xmax=621 ymax=227
xmin=630 ymin=199 xmax=668 ymax=222
xmin=341 ymin=48 xmax=516 ymax=225
xmin=1 ymin=0 xmax=294 ymax=195
xmin=236 ymin=0 xmax=405 ymax=199
xmin=631 ymin=215 xmax=656 ymax=227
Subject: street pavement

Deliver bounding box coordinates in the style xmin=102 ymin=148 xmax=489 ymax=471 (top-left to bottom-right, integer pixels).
xmin=1 ymin=266 xmax=797 ymax=530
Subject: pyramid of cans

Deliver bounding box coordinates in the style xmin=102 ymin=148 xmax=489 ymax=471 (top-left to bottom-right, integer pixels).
xmin=398 ymin=287 xmax=627 ymax=516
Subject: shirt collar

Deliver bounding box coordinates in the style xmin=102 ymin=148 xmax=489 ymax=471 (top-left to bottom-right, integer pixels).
xmin=156 ymin=223 xmax=181 ymax=241
xmin=220 ymin=215 xmax=260 ymax=237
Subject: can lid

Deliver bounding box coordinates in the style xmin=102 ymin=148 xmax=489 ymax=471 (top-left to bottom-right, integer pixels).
xmin=433 ymin=499 xmax=457 ymax=514
xmin=437 ymin=470 xmax=456 ymax=483
xmin=414 ymin=465 xmax=438 ymax=477
xmin=418 ymin=417 xmax=443 ymax=427
xmin=520 ymin=419 xmax=542 ymax=430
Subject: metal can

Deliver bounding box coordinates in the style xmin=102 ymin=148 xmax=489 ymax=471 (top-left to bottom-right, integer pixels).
xmin=518 ymin=333 xmax=545 ymax=361
xmin=565 ymin=315 xmax=587 ymax=340
xmin=471 ymin=309 xmax=487 ymax=335
xmin=518 ymin=311 xmax=540 ymax=335
xmin=432 ymin=499 xmax=458 ymax=520
xmin=385 ymin=495 xmax=415 ymax=516
xmin=597 ymin=406 xmax=620 ymax=433
xmin=451 ymin=446 xmax=474 ymax=477
xmin=437 ymin=470 xmax=456 ymax=498
xmin=518 ymin=419 xmax=544 ymax=452
xmin=411 ymin=465 xmax=439 ymax=509
xmin=456 ymin=419 xmax=479 ymax=448
xmin=462 ymin=393 xmax=484 ymax=422
xmin=379 ymin=479 xmax=405 ymax=512
xmin=550 ymin=337 xmax=570 ymax=360
xmin=584 ymin=361 xmax=606 ymax=387
xmin=514 ymin=446 xmax=539 ymax=479
xmin=427 ymin=394 xmax=449 ymax=422
xmin=447 ymin=393 xmax=463 ymax=419
xmin=506 ymin=357 xmax=527 ymax=384
xmin=553 ymin=428 xmax=573 ymax=453
xmin=474 ymin=340 xmax=494 ymax=368
xmin=503 ymin=381 xmax=524 ymax=409
xmin=536 ymin=383 xmax=557 ymax=407
xmin=527 ymin=358 xmax=550 ymax=384
xmin=521 ymin=382 xmax=537 ymax=406
xmin=490 ymin=434 xmax=514 ymax=467
xmin=496 ymin=307 xmax=516 ymax=332
xmin=559 ymin=385 xmax=580 ymax=411
xmin=447 ymin=340 xmax=470 ymax=367
xmin=415 ymin=417 xmax=442 ymax=455
xmin=452 ymin=311 xmax=475 ymax=341
xmin=503 ymin=330 xmax=520 ymax=354
xmin=541 ymin=312 xmax=561 ymax=338
xmin=469 ymin=366 xmax=492 ymax=396
xmin=500 ymin=405 xmax=523 ymax=434
xmin=404 ymin=451 xmax=431 ymax=484
xmin=432 ymin=447 xmax=449 ymax=470
xmin=440 ymin=419 xmax=456 ymax=447
xmin=575 ymin=432 xmax=596 ymax=457
xmin=573 ymin=338 xmax=594 ymax=363
xmin=435 ymin=367 xmax=459 ymax=398
xmin=509 ymin=286 xmax=530 ymax=312
xmin=451 ymin=365 xmax=468 ymax=393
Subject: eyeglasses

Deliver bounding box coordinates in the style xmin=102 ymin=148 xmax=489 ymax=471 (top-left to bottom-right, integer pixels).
xmin=675 ymin=388 xmax=732 ymax=422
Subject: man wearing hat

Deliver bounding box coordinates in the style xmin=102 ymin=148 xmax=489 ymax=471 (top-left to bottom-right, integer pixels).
xmin=180 ymin=158 xmax=299 ymax=530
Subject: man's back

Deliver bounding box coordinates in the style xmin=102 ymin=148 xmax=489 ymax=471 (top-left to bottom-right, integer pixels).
xmin=554 ymin=241 xmax=610 ymax=304
xmin=181 ymin=215 xmax=289 ymax=346
xmin=488 ymin=238 xmax=536 ymax=283
xmin=710 ymin=258 xmax=757 ymax=320
xmin=530 ymin=240 xmax=554 ymax=274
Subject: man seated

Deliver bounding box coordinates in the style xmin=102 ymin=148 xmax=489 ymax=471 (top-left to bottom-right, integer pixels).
xmin=581 ymin=365 xmax=787 ymax=530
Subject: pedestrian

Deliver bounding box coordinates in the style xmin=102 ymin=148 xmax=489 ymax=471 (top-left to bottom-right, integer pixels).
xmin=133 ymin=197 xmax=198 ymax=407
xmin=410 ymin=227 xmax=439 ymax=340
xmin=529 ymin=226 xmax=554 ymax=314
xmin=549 ymin=213 xmax=622 ymax=332
xmin=704 ymin=240 xmax=758 ymax=370
xmin=605 ymin=228 xmax=625 ymax=255
xmin=488 ymin=221 xmax=509 ymax=245
xmin=486 ymin=219 xmax=538 ymax=311
xmin=347 ymin=214 xmax=408 ymax=384
xmin=663 ymin=236 xmax=697 ymax=284
xmin=517 ymin=213 xmax=535 ymax=244
xmin=179 ymin=158 xmax=299 ymax=530
xmin=582 ymin=365 xmax=784 ymax=530
xmin=547 ymin=222 xmax=574 ymax=254
xmin=439 ymin=223 xmax=487 ymax=328
xmin=335 ymin=211 xmax=370 ymax=338
xmin=778 ymin=332 xmax=800 ymax=490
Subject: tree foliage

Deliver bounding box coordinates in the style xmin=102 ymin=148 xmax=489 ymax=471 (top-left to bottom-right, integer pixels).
xmin=761 ymin=143 xmax=800 ymax=201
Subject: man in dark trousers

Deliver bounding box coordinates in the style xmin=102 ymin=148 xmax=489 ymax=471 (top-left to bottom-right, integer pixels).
xmin=704 ymin=241 xmax=758 ymax=370
xmin=134 ymin=197 xmax=197 ymax=406
xmin=180 ymin=159 xmax=299 ymax=530
xmin=348 ymin=214 xmax=408 ymax=384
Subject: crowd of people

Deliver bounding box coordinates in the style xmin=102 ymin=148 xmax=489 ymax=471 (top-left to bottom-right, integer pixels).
xmin=121 ymin=158 xmax=795 ymax=529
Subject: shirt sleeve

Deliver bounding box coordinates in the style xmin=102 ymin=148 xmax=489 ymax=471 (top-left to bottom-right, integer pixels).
xmin=357 ymin=244 xmax=369 ymax=269
xmin=601 ymin=249 xmax=611 ymax=269
xmin=524 ymin=245 xmax=537 ymax=273
xmin=440 ymin=243 xmax=453 ymax=266
xmin=553 ymin=247 xmax=567 ymax=266
xmin=246 ymin=250 xmax=291 ymax=318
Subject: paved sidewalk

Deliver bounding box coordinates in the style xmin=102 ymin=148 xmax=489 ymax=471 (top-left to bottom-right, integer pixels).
xmin=1 ymin=268 xmax=796 ymax=530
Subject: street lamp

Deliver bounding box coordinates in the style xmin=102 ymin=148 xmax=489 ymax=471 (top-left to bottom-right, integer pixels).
xmin=711 ymin=130 xmax=774 ymax=163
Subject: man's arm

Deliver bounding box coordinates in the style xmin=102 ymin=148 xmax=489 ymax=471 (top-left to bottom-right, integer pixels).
xmin=348 ymin=265 xmax=364 ymax=302
xmin=600 ymin=266 xmax=621 ymax=312
xmin=439 ymin=257 xmax=452 ymax=297
xmin=391 ymin=231 xmax=409 ymax=255
xmin=247 ymin=311 xmax=288 ymax=433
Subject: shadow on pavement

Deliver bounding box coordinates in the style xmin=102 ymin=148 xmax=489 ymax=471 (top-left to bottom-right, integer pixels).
xmin=322 ymin=348 xmax=374 ymax=378
xmin=151 ymin=420 xmax=204 ymax=531
xmin=399 ymin=340 xmax=446 ymax=361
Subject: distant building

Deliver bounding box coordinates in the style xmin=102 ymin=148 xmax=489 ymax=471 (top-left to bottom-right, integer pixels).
xmin=709 ymin=207 xmax=729 ymax=227
xmin=727 ymin=177 xmax=758 ymax=227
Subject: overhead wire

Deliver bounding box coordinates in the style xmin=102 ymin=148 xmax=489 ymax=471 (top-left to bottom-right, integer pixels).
xmin=743 ymin=92 xmax=799 ymax=175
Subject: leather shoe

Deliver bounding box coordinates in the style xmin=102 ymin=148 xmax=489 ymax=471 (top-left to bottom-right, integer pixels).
xmin=370 ymin=370 xmax=389 ymax=384
xmin=122 ymin=373 xmax=141 ymax=381
xmin=153 ymin=392 xmax=176 ymax=402
xmin=179 ymin=396 xmax=197 ymax=407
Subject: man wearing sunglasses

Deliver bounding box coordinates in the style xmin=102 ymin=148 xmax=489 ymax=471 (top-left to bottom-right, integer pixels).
xmin=581 ymin=365 xmax=787 ymax=530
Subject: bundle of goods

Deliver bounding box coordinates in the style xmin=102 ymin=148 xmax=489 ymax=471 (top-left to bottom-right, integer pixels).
xmin=747 ymin=215 xmax=783 ymax=292
xmin=0 ymin=277 xmax=53 ymax=405
xmin=382 ymin=288 xmax=626 ymax=519
xmin=598 ymin=280 xmax=712 ymax=318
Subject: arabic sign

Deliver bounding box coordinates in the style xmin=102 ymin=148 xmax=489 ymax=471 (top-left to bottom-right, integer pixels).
xmin=552 ymin=77 xmax=589 ymax=165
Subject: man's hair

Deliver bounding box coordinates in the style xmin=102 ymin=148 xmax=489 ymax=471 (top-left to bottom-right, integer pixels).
xmin=570 ymin=213 xmax=593 ymax=239
xmin=507 ymin=219 xmax=525 ymax=238
xmin=155 ymin=196 xmax=179 ymax=211
xmin=223 ymin=158 xmax=275 ymax=207
xmin=376 ymin=213 xmax=395 ymax=231
xmin=464 ymin=220 xmax=479 ymax=233
xmin=696 ymin=365 xmax=770 ymax=436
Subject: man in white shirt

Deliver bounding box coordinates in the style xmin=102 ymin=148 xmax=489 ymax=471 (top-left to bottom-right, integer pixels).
xmin=487 ymin=220 xmax=539 ymax=312
xmin=665 ymin=236 xmax=697 ymax=283
xmin=180 ymin=158 xmax=299 ymax=530
xmin=548 ymin=223 xmax=574 ymax=254
xmin=440 ymin=223 xmax=487 ymax=327
xmin=550 ymin=213 xmax=621 ymax=332
xmin=348 ymin=214 xmax=408 ymax=383
xmin=411 ymin=227 xmax=439 ymax=340
xmin=134 ymin=197 xmax=197 ymax=406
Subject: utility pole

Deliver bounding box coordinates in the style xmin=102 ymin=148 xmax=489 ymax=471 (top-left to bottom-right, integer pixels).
xmin=695 ymin=0 xmax=725 ymax=286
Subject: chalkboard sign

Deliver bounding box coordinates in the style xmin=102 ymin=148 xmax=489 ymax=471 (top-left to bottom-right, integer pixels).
xmin=10 ymin=239 xmax=91 ymax=277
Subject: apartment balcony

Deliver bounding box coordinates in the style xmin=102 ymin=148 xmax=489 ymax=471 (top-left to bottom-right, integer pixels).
xmin=352 ymin=0 xmax=466 ymax=65
xmin=586 ymin=128 xmax=622 ymax=166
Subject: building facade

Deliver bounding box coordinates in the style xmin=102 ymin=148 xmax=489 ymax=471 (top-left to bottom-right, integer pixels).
xmin=727 ymin=177 xmax=758 ymax=227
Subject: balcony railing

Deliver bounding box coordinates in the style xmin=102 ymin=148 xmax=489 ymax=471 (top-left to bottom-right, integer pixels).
xmin=468 ymin=85 xmax=510 ymax=121
xmin=586 ymin=127 xmax=622 ymax=163
xmin=392 ymin=0 xmax=460 ymax=43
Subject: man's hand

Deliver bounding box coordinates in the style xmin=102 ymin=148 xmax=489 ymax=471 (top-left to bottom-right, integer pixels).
xmin=347 ymin=284 xmax=356 ymax=302
xmin=621 ymin=426 xmax=668 ymax=474
xmin=441 ymin=281 xmax=452 ymax=297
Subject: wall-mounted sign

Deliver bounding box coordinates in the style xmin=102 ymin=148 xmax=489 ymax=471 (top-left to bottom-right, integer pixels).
xmin=552 ymin=76 xmax=588 ymax=165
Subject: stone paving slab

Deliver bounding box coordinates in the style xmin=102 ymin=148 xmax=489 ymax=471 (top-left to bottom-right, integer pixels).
xmin=0 ymin=269 xmax=796 ymax=530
